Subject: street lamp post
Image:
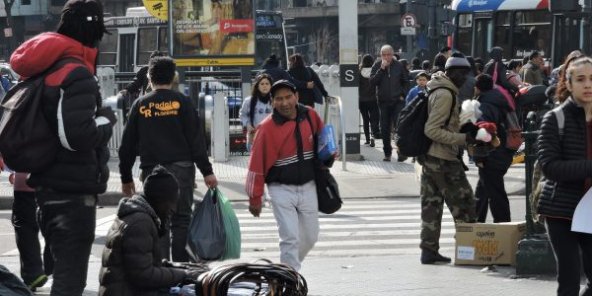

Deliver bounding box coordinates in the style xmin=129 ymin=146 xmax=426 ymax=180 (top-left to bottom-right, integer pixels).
xmin=406 ymin=0 xmax=413 ymax=58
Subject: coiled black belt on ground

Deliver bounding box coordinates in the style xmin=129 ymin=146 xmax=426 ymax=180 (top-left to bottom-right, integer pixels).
xmin=198 ymin=259 xmax=308 ymax=296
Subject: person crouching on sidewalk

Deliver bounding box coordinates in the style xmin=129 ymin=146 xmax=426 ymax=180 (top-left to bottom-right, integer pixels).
xmin=99 ymin=166 xmax=201 ymax=296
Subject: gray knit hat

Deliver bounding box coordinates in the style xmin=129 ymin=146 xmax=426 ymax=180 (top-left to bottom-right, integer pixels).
xmin=445 ymin=52 xmax=471 ymax=70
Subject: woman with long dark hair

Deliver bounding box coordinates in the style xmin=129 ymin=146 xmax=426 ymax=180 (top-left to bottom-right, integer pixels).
xmin=288 ymin=53 xmax=328 ymax=107
xmin=538 ymin=56 xmax=592 ymax=296
xmin=359 ymin=54 xmax=380 ymax=146
xmin=239 ymin=74 xmax=273 ymax=151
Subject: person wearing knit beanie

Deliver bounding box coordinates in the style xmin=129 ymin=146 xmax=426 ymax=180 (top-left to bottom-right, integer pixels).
xmin=99 ymin=165 xmax=203 ymax=295
xmin=445 ymin=52 xmax=471 ymax=70
xmin=419 ymin=50 xmax=477 ymax=265
xmin=143 ymin=165 xmax=180 ymax=212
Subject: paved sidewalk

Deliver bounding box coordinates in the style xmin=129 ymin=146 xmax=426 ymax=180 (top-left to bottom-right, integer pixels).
xmin=0 ymin=141 xmax=527 ymax=209
xmin=0 ymin=252 xmax=558 ymax=296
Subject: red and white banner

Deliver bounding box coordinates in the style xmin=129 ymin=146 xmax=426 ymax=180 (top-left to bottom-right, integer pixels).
xmin=219 ymin=19 xmax=254 ymax=33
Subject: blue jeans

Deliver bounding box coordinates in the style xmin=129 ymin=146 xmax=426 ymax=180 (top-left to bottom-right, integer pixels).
xmin=36 ymin=190 xmax=96 ymax=296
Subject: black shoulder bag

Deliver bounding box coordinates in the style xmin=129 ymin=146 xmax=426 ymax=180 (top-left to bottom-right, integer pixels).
xmin=303 ymin=110 xmax=342 ymax=214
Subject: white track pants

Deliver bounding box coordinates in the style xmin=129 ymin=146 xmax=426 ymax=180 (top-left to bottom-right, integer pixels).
xmin=268 ymin=180 xmax=319 ymax=271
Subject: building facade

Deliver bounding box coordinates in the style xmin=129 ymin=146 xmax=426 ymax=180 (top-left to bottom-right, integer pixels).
xmin=266 ymin=0 xmax=453 ymax=65
xmin=0 ymin=0 xmax=452 ymax=65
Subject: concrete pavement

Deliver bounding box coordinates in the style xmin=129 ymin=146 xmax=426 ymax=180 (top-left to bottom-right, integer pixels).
xmin=0 ymin=140 xmax=562 ymax=296
xmin=0 ymin=139 xmax=528 ymax=209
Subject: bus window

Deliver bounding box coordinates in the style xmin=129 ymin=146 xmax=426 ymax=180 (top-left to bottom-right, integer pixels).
xmin=473 ymin=18 xmax=492 ymax=60
xmin=494 ymin=12 xmax=511 ymax=59
xmin=137 ymin=27 xmax=158 ymax=66
xmin=158 ymin=27 xmax=169 ymax=55
xmin=98 ymin=30 xmax=117 ymax=66
xmin=455 ymin=14 xmax=472 ymax=56
xmin=513 ymin=11 xmax=552 ymax=58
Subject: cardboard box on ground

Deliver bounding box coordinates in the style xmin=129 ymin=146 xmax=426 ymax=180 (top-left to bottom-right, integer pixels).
xmin=455 ymin=222 xmax=526 ymax=266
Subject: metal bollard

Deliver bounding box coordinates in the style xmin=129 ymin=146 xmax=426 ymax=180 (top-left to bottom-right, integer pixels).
xmin=523 ymin=111 xmax=539 ymax=236
xmin=515 ymin=111 xmax=557 ymax=276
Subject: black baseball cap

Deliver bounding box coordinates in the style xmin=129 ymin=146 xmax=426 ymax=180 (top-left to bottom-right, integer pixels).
xmin=270 ymin=79 xmax=297 ymax=97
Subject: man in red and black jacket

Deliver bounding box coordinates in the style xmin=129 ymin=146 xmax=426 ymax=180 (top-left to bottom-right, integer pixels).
xmin=9 ymin=0 xmax=115 ymax=294
xmin=246 ymin=80 xmax=329 ymax=271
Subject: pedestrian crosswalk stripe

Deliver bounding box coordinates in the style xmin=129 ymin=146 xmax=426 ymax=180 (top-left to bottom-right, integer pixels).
xmin=241 ymin=228 xmax=456 ymax=240
xmin=241 ymin=238 xmax=456 ymax=249
xmin=235 ymin=247 xmax=457 ymax=259
xmin=240 ymin=221 xmax=456 ymax=231
xmin=237 ymin=215 xmax=453 ymax=224
xmin=235 ymin=209 xmax=433 ymax=218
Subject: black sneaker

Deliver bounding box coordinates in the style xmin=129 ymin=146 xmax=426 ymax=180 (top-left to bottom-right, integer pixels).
xmin=369 ymin=139 xmax=375 ymax=147
xmin=383 ymin=156 xmax=391 ymax=162
xmin=420 ymin=249 xmax=452 ymax=264
xmin=397 ymin=156 xmax=408 ymax=162
xmin=364 ymin=141 xmax=371 ymax=146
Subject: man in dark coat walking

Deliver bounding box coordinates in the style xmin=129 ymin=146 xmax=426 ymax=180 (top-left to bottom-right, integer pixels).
xmin=370 ymin=44 xmax=409 ymax=162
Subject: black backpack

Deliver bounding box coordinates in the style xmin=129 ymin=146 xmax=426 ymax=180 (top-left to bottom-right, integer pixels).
xmin=395 ymin=87 xmax=455 ymax=157
xmin=0 ymin=59 xmax=78 ymax=172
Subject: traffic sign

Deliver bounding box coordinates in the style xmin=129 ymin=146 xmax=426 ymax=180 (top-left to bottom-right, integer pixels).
xmin=401 ymin=13 xmax=417 ymax=28
xmin=142 ymin=0 xmax=168 ymax=21
xmin=401 ymin=27 xmax=416 ymax=36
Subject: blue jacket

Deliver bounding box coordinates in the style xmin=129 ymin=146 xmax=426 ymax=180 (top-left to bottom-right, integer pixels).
xmin=405 ymin=85 xmax=426 ymax=105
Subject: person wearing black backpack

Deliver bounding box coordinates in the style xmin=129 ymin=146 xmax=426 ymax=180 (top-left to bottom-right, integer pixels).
xmin=8 ymin=0 xmax=115 ymax=294
xmin=419 ymin=52 xmax=478 ymax=264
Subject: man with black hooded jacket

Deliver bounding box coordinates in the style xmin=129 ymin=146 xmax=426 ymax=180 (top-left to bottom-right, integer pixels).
xmin=9 ymin=0 xmax=114 ymax=294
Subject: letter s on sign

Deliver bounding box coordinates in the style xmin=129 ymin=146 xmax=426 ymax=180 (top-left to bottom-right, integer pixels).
xmin=345 ymin=69 xmax=355 ymax=82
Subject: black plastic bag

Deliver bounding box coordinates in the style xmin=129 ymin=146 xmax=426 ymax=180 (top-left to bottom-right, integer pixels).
xmin=517 ymin=85 xmax=548 ymax=107
xmin=186 ymin=190 xmax=226 ymax=261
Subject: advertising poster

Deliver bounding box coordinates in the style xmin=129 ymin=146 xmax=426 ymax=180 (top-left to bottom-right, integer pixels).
xmin=171 ymin=0 xmax=255 ymax=66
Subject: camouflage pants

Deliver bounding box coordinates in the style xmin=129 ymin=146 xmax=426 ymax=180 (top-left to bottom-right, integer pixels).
xmin=419 ymin=155 xmax=476 ymax=252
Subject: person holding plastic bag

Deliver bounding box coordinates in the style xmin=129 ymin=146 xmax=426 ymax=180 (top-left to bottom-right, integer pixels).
xmin=119 ymin=56 xmax=218 ymax=262
xmin=537 ymin=56 xmax=592 ymax=296
xmin=245 ymin=80 xmax=335 ymax=271
xmin=100 ymin=166 xmax=203 ymax=296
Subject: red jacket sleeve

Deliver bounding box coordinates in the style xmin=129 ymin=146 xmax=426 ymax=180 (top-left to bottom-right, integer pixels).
xmin=245 ymin=126 xmax=278 ymax=207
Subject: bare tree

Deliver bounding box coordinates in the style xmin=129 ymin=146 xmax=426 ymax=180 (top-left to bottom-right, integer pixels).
xmin=310 ymin=22 xmax=336 ymax=64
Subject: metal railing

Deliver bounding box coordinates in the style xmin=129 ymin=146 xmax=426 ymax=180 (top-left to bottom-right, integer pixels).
xmin=324 ymin=96 xmax=347 ymax=171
